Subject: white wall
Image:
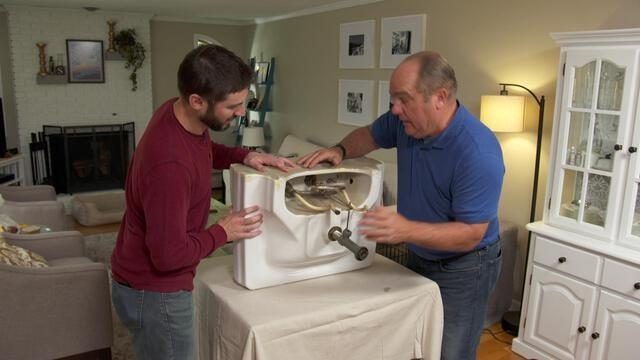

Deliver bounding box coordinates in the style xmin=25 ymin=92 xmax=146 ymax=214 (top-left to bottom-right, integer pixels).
xmin=5 ymin=6 xmax=153 ymax=183
xmin=150 ymin=20 xmax=255 ymax=147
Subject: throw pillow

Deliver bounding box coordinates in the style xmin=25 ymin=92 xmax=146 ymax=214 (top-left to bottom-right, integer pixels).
xmin=0 ymin=238 xmax=48 ymax=268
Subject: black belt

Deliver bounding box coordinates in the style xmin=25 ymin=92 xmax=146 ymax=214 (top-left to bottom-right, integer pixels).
xmin=417 ymin=239 xmax=500 ymax=263
xmin=115 ymin=279 xmax=132 ymax=288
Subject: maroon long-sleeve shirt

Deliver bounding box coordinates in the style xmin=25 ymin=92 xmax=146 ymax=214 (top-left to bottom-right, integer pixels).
xmin=111 ymin=98 xmax=249 ymax=291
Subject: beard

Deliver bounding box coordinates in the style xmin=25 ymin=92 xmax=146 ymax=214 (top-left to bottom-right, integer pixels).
xmin=199 ymin=105 xmax=233 ymax=131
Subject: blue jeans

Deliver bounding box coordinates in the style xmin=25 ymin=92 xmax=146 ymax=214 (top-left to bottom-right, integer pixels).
xmin=111 ymin=280 xmax=194 ymax=360
xmin=407 ymin=240 xmax=502 ymax=360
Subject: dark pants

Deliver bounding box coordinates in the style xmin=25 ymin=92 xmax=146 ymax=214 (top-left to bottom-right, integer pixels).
xmin=407 ymin=240 xmax=502 ymax=360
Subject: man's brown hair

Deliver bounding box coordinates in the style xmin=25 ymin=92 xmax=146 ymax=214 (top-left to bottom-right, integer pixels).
xmin=177 ymin=45 xmax=254 ymax=103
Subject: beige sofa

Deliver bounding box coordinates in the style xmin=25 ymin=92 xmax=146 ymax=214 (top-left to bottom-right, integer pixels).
xmin=0 ymin=184 xmax=57 ymax=202
xmin=0 ymin=185 xmax=73 ymax=231
xmin=0 ymin=231 xmax=113 ymax=359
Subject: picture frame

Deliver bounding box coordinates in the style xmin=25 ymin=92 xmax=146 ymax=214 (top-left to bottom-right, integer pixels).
xmin=339 ymin=20 xmax=375 ymax=69
xmin=338 ymin=79 xmax=375 ymax=126
xmin=255 ymin=62 xmax=270 ymax=84
xmin=377 ymin=80 xmax=392 ymax=117
xmin=66 ymin=39 xmax=105 ymax=83
xmin=380 ymin=14 xmax=427 ymax=69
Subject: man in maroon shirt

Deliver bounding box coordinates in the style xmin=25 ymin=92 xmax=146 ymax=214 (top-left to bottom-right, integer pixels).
xmin=110 ymin=45 xmax=294 ymax=360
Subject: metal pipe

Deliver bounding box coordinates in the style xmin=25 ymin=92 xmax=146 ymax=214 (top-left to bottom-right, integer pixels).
xmin=327 ymin=226 xmax=368 ymax=261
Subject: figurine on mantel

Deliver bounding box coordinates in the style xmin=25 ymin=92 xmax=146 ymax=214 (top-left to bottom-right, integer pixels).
xmin=54 ymin=53 xmax=65 ymax=75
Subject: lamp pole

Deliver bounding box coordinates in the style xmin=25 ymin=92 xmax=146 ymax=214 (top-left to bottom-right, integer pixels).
xmin=498 ymin=83 xmax=545 ymax=335
xmin=499 ymin=83 xmax=545 ymax=226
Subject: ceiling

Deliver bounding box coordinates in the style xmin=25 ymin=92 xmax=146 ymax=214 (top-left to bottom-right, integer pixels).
xmin=1 ymin=0 xmax=381 ymax=23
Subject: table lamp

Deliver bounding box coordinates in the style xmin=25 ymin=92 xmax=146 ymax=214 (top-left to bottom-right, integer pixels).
xmin=241 ymin=126 xmax=265 ymax=151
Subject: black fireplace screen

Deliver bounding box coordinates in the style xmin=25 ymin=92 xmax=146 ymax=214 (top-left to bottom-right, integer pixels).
xmin=43 ymin=123 xmax=135 ymax=194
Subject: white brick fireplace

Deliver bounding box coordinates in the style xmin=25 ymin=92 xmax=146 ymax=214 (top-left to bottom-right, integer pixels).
xmin=5 ymin=5 xmax=153 ymax=185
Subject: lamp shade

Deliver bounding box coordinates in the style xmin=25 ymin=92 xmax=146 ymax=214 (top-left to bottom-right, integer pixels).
xmin=480 ymin=95 xmax=525 ymax=132
xmin=242 ymin=127 xmax=265 ymax=148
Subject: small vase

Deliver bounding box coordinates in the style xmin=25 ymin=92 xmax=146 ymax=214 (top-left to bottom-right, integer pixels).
xmin=36 ymin=42 xmax=48 ymax=76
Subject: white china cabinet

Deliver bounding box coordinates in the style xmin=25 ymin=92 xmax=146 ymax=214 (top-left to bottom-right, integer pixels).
xmin=513 ymin=28 xmax=640 ymax=360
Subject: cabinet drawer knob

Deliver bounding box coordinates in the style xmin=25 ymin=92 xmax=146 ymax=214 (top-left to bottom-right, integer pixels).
xmin=630 ymin=146 xmax=638 ymax=153
xmin=634 ymin=282 xmax=640 ymax=290
xmin=578 ymin=326 xmax=586 ymax=333
xmin=614 ymin=144 xmax=623 ymax=151
xmin=558 ymin=256 xmax=567 ymax=263
xmin=591 ymin=332 xmax=600 ymax=339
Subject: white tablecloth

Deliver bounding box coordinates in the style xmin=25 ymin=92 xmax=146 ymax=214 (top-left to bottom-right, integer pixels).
xmin=194 ymin=254 xmax=443 ymax=360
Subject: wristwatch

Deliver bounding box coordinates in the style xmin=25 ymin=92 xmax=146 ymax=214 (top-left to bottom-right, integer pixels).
xmin=333 ymin=143 xmax=347 ymax=158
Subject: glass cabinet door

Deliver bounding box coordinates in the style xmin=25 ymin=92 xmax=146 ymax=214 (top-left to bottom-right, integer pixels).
xmin=619 ymin=98 xmax=640 ymax=250
xmin=549 ymin=48 xmax=638 ymax=241
xmin=624 ymin=184 xmax=640 ymax=242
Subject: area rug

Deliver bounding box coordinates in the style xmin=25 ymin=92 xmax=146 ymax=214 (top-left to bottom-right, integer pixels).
xmin=83 ymin=232 xmax=135 ymax=360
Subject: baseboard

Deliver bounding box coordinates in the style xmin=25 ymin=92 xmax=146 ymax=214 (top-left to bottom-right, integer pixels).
xmin=57 ymin=347 xmax=112 ymax=360
xmin=512 ymin=338 xmax=552 ymax=360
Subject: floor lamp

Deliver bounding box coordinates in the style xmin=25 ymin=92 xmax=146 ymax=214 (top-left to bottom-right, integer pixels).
xmin=480 ymin=83 xmax=545 ymax=336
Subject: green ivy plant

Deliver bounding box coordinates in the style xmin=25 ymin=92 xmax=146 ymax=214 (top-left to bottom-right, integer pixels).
xmin=114 ymin=28 xmax=146 ymax=91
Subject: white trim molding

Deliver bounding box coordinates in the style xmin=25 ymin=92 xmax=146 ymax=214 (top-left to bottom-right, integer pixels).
xmin=152 ymin=15 xmax=252 ymax=26
xmin=256 ymin=0 xmax=382 ymax=24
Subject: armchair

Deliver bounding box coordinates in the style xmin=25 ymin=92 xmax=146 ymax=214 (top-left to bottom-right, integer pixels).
xmin=0 ymin=185 xmax=72 ymax=231
xmin=0 ymin=184 xmax=56 ymax=202
xmin=0 ymin=231 xmax=113 ymax=359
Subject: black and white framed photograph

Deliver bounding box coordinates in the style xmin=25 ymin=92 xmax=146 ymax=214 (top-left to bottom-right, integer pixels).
xmin=380 ymin=14 xmax=426 ymax=69
xmin=377 ymin=80 xmax=392 ymax=117
xmin=255 ymin=61 xmax=270 ymax=84
xmin=66 ymin=39 xmax=104 ymax=83
xmin=339 ymin=20 xmax=375 ymax=69
xmin=338 ymin=79 xmax=374 ymax=126
xmin=392 ymin=31 xmax=412 ymax=54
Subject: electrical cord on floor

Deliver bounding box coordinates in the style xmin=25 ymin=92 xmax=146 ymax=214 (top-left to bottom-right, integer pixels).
xmin=482 ymin=327 xmax=513 ymax=345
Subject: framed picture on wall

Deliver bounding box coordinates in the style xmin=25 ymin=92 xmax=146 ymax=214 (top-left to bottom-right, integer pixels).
xmin=66 ymin=39 xmax=105 ymax=83
xmin=377 ymin=80 xmax=392 ymax=117
xmin=339 ymin=20 xmax=375 ymax=69
xmin=338 ymin=79 xmax=375 ymax=126
xmin=380 ymin=14 xmax=427 ymax=68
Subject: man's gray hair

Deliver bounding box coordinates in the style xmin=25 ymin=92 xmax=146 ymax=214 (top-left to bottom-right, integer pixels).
xmin=406 ymin=51 xmax=457 ymax=100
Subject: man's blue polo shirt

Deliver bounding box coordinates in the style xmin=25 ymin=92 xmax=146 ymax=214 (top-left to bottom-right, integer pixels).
xmin=371 ymin=103 xmax=505 ymax=260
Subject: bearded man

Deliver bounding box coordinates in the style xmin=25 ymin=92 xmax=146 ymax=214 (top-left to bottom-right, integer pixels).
xmin=110 ymin=45 xmax=295 ymax=360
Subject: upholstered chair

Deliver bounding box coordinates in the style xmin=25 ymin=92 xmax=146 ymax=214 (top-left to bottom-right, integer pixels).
xmin=0 ymin=184 xmax=57 ymax=202
xmin=0 ymin=185 xmax=72 ymax=231
xmin=0 ymin=230 xmax=113 ymax=359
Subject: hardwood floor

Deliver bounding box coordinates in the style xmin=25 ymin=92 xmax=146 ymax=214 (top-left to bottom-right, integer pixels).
xmin=73 ymin=220 xmax=120 ymax=236
xmin=478 ymin=323 xmax=525 ymax=360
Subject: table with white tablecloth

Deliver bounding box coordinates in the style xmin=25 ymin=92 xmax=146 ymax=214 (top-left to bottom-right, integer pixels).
xmin=194 ymin=254 xmax=443 ymax=360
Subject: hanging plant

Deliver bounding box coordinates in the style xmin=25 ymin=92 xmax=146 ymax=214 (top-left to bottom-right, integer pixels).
xmin=114 ymin=28 xmax=146 ymax=91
